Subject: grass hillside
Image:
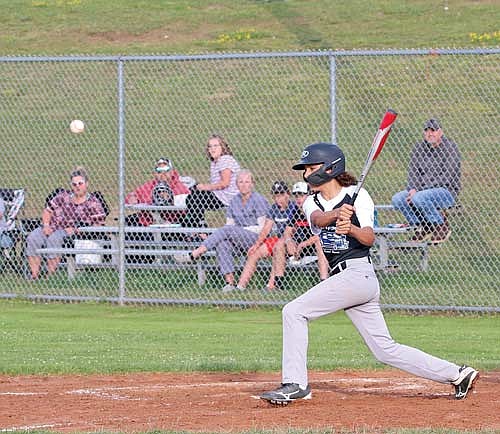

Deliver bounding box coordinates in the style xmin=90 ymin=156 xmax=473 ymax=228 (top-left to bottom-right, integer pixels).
xmin=1 ymin=0 xmax=499 ymax=55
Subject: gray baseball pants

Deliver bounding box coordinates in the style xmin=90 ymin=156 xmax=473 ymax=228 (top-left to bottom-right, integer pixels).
xmin=202 ymin=225 xmax=258 ymax=275
xmin=282 ymin=256 xmax=460 ymax=388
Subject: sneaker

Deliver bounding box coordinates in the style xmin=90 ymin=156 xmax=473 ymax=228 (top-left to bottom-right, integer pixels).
xmin=261 ymin=284 xmax=284 ymax=292
xmin=221 ymin=284 xmax=246 ymax=293
xmin=288 ymin=256 xmax=302 ymax=266
xmin=221 ymin=284 xmax=237 ymax=293
xmin=430 ymin=222 xmax=451 ymax=244
xmin=184 ymin=234 xmax=205 ymax=243
xmin=260 ymin=383 xmax=311 ymax=405
xmin=173 ymin=253 xmax=193 ymax=264
xmin=298 ymin=255 xmax=318 ymax=266
xmin=411 ymin=224 xmax=433 ymax=242
xmin=453 ymin=365 xmax=479 ymax=400
xmin=288 ymin=255 xmax=318 ymax=266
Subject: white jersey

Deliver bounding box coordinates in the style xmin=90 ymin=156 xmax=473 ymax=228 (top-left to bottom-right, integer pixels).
xmin=302 ymin=185 xmax=374 ymax=266
xmin=302 ymin=186 xmax=374 ymax=234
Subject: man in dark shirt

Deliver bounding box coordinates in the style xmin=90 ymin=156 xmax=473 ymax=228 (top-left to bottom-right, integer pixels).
xmin=392 ymin=118 xmax=461 ymax=243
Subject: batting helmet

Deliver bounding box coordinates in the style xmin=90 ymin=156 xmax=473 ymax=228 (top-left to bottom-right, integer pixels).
xmin=292 ymin=142 xmax=345 ymax=186
xmin=152 ymin=181 xmax=174 ymax=206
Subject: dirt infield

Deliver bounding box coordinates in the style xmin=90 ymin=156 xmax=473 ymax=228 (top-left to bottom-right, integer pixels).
xmin=1 ymin=370 xmax=499 ymax=432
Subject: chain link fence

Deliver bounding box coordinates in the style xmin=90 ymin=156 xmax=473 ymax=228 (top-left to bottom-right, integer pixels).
xmin=0 ymin=49 xmax=498 ymax=311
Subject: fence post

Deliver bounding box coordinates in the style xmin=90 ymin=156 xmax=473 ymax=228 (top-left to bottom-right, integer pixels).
xmin=117 ymin=57 xmax=126 ymax=305
xmin=330 ymin=53 xmax=337 ymax=145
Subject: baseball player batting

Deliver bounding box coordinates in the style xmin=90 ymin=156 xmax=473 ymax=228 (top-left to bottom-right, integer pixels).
xmin=259 ymin=141 xmax=479 ymax=405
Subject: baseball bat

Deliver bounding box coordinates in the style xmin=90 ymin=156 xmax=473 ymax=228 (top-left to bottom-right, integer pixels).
xmin=349 ymin=109 xmax=398 ymax=205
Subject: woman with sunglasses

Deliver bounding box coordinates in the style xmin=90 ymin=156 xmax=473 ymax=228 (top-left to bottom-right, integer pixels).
xmin=25 ymin=167 xmax=107 ymax=280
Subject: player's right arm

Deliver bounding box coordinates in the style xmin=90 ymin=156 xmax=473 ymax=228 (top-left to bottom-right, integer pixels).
xmin=335 ymin=190 xmax=375 ymax=246
xmin=310 ymin=208 xmax=340 ymax=228
xmin=336 ymin=212 xmax=375 ymax=246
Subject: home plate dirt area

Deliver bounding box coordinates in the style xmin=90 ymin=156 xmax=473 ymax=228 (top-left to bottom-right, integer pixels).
xmin=1 ymin=370 xmax=499 ymax=433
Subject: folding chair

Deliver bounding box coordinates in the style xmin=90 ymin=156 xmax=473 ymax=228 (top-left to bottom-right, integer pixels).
xmin=0 ymin=188 xmax=27 ymax=274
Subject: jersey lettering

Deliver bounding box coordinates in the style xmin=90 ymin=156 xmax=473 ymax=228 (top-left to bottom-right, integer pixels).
xmin=311 ymin=191 xmax=371 ymax=268
xmin=319 ymin=225 xmax=349 ymax=253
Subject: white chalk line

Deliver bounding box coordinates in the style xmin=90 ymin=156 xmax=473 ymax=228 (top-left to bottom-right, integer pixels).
xmin=0 ymin=391 xmax=48 ymax=396
xmin=1 ymin=377 xmax=447 ymax=404
xmin=0 ymin=423 xmax=68 ymax=432
xmin=69 ymin=388 xmax=142 ymax=400
xmin=64 ymin=377 xmax=439 ymax=400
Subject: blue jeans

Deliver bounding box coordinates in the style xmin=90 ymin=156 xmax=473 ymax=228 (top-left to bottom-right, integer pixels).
xmin=391 ymin=188 xmax=455 ymax=226
xmin=0 ymin=232 xmax=14 ymax=249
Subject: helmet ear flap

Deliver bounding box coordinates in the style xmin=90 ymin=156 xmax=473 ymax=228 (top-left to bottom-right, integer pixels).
xmin=304 ymin=164 xmax=335 ymax=186
xmin=303 ymin=155 xmax=344 ymax=187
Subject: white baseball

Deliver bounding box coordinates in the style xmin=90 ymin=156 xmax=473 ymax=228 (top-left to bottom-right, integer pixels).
xmin=70 ymin=119 xmax=85 ymax=134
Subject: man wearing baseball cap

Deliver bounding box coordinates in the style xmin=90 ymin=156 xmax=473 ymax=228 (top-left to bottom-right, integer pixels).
xmin=392 ymin=118 xmax=461 ymax=244
xmin=125 ymin=157 xmax=190 ymax=227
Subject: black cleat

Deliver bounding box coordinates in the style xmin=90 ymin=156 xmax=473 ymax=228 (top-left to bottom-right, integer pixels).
xmin=260 ymin=383 xmax=311 ymax=406
xmin=453 ymin=365 xmax=479 ymax=400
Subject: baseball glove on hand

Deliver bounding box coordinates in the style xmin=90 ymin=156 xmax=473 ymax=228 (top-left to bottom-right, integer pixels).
xmin=152 ymin=182 xmax=174 ymax=206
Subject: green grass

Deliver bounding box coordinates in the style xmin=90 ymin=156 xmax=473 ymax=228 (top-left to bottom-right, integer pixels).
xmin=1 ymin=300 xmax=499 ymax=375
xmin=1 ymin=0 xmax=499 ymax=55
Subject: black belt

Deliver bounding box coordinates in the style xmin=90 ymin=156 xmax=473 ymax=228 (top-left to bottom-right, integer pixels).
xmin=330 ymin=261 xmax=347 ymax=276
xmin=330 ymin=256 xmax=371 ymax=276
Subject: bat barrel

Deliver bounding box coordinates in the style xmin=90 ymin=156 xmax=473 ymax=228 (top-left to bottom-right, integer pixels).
xmin=349 ymin=109 xmax=398 ymax=205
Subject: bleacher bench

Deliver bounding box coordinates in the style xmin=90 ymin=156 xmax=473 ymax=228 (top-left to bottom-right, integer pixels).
xmin=35 ymin=245 xmax=218 ymax=286
xmin=373 ymin=202 xmax=460 ymax=272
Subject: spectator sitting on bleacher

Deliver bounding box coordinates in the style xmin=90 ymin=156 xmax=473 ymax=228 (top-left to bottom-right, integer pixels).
xmin=125 ymin=157 xmax=190 ymax=226
xmin=25 ymin=167 xmax=107 ymax=280
xmin=175 ymin=169 xmax=269 ymax=293
xmin=261 ymin=181 xmax=329 ymax=292
xmin=235 ymin=180 xmax=298 ymax=291
xmin=391 ymin=118 xmax=461 ymax=244
xmin=0 ymin=196 xmax=14 ymax=249
xmin=182 ymin=134 xmax=241 ymax=228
